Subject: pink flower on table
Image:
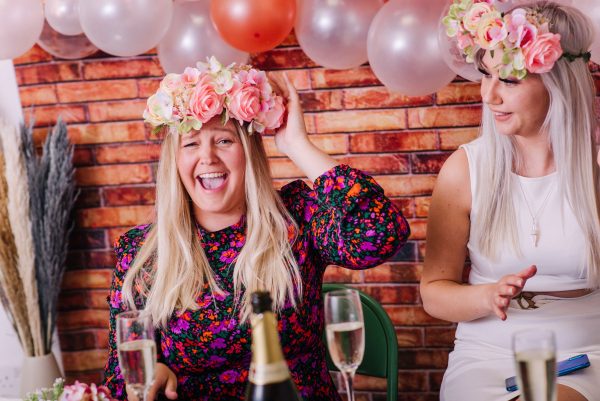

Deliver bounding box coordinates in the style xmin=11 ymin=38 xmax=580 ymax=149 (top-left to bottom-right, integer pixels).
xmin=523 ymin=32 xmax=562 ymax=74
xmin=188 ymin=75 xmax=225 ymax=123
xmin=59 ymin=381 xmax=115 ymax=401
xmin=228 ymin=84 xmax=261 ymax=124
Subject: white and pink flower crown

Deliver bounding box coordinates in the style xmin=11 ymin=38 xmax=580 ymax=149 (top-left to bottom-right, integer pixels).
xmin=143 ymin=57 xmax=286 ymax=135
xmin=443 ymin=0 xmax=589 ymax=79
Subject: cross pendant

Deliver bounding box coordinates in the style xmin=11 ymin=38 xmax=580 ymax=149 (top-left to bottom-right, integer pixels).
xmin=530 ymin=221 xmax=539 ymax=247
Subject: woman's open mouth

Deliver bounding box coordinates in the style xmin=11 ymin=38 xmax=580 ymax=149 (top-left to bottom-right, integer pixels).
xmin=197 ymin=172 xmax=228 ymax=191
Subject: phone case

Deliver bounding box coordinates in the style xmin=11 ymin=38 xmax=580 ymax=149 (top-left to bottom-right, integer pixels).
xmin=505 ymin=354 xmax=591 ymax=392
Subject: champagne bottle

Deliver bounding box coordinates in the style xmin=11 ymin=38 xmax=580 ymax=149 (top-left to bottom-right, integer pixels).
xmin=245 ymin=291 xmax=303 ymax=401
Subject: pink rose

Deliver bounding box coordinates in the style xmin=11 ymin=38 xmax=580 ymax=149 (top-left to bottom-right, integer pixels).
xmin=159 ymin=73 xmax=184 ymax=94
xmin=188 ymin=75 xmax=225 ymax=123
xmin=463 ymin=2 xmax=493 ymax=34
xmin=256 ymin=96 xmax=285 ymax=131
xmin=457 ymin=31 xmax=475 ymax=50
xmin=476 ymin=14 xmax=508 ymax=49
xmin=228 ymin=84 xmax=261 ymax=123
xmin=182 ymin=67 xmax=200 ymax=85
xmin=523 ymin=32 xmax=562 ymax=74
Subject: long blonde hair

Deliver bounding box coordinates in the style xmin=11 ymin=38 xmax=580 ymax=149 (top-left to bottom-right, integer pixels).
xmin=122 ymin=121 xmax=303 ymax=326
xmin=474 ymin=1 xmax=600 ymax=288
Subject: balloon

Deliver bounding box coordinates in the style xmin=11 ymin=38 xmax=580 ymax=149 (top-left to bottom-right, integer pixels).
xmin=79 ymin=0 xmax=173 ymax=57
xmin=37 ymin=21 xmax=98 ymax=60
xmin=367 ymin=0 xmax=456 ymax=95
xmin=0 ymin=0 xmax=44 ymax=60
xmin=574 ymin=0 xmax=600 ymax=65
xmin=437 ymin=3 xmax=482 ymax=82
xmin=295 ymin=0 xmax=382 ymax=70
xmin=158 ymin=0 xmax=248 ymax=74
xmin=210 ymin=0 xmax=295 ymax=53
xmin=44 ymin=0 xmax=83 ymax=36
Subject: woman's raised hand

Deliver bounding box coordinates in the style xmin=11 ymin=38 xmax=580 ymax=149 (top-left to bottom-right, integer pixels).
xmin=487 ymin=265 xmax=537 ymax=321
xmin=130 ymin=362 xmax=178 ymax=401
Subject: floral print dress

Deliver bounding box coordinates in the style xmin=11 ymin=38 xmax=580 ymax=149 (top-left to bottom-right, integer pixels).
xmin=104 ymin=165 xmax=410 ymax=401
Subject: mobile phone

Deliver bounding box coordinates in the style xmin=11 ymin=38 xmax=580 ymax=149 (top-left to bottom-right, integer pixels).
xmin=505 ymin=354 xmax=590 ymax=392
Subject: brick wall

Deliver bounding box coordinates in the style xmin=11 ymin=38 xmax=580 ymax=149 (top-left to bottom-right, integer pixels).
xmin=12 ymin=33 xmax=600 ymax=401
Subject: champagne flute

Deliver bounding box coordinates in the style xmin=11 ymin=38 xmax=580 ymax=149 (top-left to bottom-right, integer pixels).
xmin=116 ymin=310 xmax=156 ymax=401
xmin=324 ymin=289 xmax=365 ymax=401
xmin=512 ymin=329 xmax=557 ymax=401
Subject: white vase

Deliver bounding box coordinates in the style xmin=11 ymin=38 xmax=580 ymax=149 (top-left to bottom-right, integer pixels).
xmin=19 ymin=353 xmax=62 ymax=398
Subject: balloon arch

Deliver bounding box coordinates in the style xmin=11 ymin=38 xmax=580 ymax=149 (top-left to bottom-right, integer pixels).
xmin=1 ymin=0 xmax=599 ymax=96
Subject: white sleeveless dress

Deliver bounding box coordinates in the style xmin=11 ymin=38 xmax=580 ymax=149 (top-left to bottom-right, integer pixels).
xmin=440 ymin=138 xmax=600 ymax=401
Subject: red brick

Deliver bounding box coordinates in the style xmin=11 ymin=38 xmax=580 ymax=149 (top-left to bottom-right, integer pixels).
xmin=408 ymin=106 xmax=482 ymax=128
xmin=15 ymin=62 xmax=81 ymax=85
xmin=280 ymin=31 xmax=299 ymax=47
xmin=83 ymin=59 xmax=163 ymax=80
xmin=57 ymin=80 xmax=138 ymax=103
xmin=96 ymin=329 xmax=109 ymax=349
xmin=64 ymin=371 xmax=103 ymax=386
xmin=314 ymin=110 xmax=406 ymax=133
xmin=251 ymin=48 xmax=317 ymax=70
xmin=104 ymin=186 xmax=156 ymax=206
xmin=59 ymin=290 xmax=109 ymax=310
xmin=73 ymin=147 xmax=94 ymax=166
xmin=398 ymin=349 xmax=449 ymax=369
xmin=281 ymin=69 xmax=311 ymax=91
xmin=439 ymin=127 xmax=478 ymax=150
xmin=350 ymin=131 xmax=437 ymax=153
xmin=411 ymin=153 xmax=451 ymax=174
xmin=58 ymin=330 xmax=98 ymax=351
xmin=343 ymin=87 xmax=433 ymax=109
xmin=425 ymin=327 xmax=457 ymax=347
xmin=69 ymin=229 xmax=106 ymax=250
xmin=19 ymin=85 xmax=57 ymax=106
xmin=395 ymin=327 xmax=423 ymax=348
xmin=96 ymin=143 xmax=161 ymax=164
xmin=262 ymin=134 xmax=348 ymax=157
xmin=392 ymin=198 xmax=415 ymax=218
xmin=88 ymin=100 xmax=147 ymax=122
xmin=407 ymin=219 xmax=427 ymax=241
xmin=75 ymin=164 xmax=153 ymax=186
xmin=138 ymin=78 xmax=161 ymax=97
xmin=299 ymin=90 xmax=343 ymax=111
xmin=375 ymin=175 xmax=437 ymax=196
xmin=397 ymin=371 xmax=429 ymax=392
xmin=62 ymin=349 xmax=106 ymax=370
xmin=58 ymin=310 xmax=110 ymax=330
xmin=23 ymin=105 xmax=86 ymax=127
xmin=363 ymin=263 xmax=422 ymax=283
xmin=269 ymin=158 xmax=303 ymax=179
xmin=310 ymin=67 xmax=380 ymax=89
xmin=107 ymin=228 xmax=131 ymax=245
xmin=436 ymin=82 xmax=482 ymax=105
xmin=68 ymin=122 xmax=147 ymax=145
xmin=430 ymin=371 xmax=445 ymax=392
xmin=75 ymin=188 xmax=101 ymax=208
xmin=355 ymin=284 xmax=419 ymax=304
xmin=418 ymin=241 xmax=427 ymax=261
xmin=77 ymin=206 xmax=154 ymax=228
xmin=354 ymin=375 xmax=386 ymax=391
xmin=415 ymin=196 xmax=431 ymax=218
xmin=385 ymin=305 xmax=446 ymax=325
xmin=323 ymin=265 xmax=363 ymax=283
xmin=339 ymin=154 xmax=409 ymax=175
xmin=62 ymin=269 xmax=112 ymax=290
xmin=13 ymin=44 xmax=53 ymax=64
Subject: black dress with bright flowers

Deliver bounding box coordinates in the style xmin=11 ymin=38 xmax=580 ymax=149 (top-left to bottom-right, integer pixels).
xmin=104 ymin=164 xmax=410 ymax=401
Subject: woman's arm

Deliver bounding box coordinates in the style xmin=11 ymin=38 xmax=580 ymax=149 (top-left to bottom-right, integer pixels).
xmin=420 ymin=149 xmax=535 ymax=322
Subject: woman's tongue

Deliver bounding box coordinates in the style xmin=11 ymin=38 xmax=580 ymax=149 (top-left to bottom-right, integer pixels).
xmin=199 ymin=175 xmax=226 ymax=190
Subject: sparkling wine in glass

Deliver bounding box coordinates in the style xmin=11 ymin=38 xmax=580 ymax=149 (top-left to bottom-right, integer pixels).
xmin=512 ymin=329 xmax=557 ymax=401
xmin=324 ymin=289 xmax=365 ymax=401
xmin=116 ymin=310 xmax=156 ymax=401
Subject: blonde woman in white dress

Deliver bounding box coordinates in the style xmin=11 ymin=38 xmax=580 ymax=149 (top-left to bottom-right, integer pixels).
xmin=421 ymin=1 xmax=600 ymax=400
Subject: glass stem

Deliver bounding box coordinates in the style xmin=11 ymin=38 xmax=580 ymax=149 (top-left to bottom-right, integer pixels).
xmin=343 ymin=370 xmax=356 ymax=401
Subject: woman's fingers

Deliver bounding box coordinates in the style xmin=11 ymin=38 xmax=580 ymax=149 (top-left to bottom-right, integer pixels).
xmin=164 ymin=370 xmax=179 ymax=400
xmin=516 ymin=265 xmax=537 ymax=280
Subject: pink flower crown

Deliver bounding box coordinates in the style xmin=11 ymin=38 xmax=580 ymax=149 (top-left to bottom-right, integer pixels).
xmin=143 ymin=57 xmax=286 ymax=135
xmin=443 ymin=0 xmax=565 ymax=79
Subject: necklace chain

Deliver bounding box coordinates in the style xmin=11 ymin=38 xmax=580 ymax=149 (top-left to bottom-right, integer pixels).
xmin=517 ymin=178 xmax=554 ymax=247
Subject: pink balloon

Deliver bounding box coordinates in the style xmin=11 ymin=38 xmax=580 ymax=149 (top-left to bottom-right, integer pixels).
xmin=367 ymin=0 xmax=455 ymax=95
xmin=158 ymin=0 xmax=248 ymax=74
xmin=37 ymin=21 xmax=98 ymax=60
xmin=295 ymin=0 xmax=382 ymax=70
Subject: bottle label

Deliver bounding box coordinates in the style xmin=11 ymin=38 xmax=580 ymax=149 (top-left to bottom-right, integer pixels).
xmin=248 ymin=361 xmax=291 ymax=385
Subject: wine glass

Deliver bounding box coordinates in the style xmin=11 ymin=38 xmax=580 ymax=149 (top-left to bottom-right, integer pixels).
xmin=116 ymin=310 xmax=157 ymax=401
xmin=512 ymin=329 xmax=557 ymax=401
xmin=324 ymin=289 xmax=365 ymax=401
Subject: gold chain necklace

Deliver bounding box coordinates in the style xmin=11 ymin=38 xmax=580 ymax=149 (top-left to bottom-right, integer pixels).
xmin=516 ymin=178 xmax=554 ymax=247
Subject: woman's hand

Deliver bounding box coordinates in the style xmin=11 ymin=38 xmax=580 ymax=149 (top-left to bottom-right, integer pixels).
xmin=129 ymin=362 xmax=178 ymax=401
xmin=487 ymin=265 xmax=537 ymax=321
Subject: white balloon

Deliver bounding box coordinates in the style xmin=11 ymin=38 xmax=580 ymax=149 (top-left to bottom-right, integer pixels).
xmin=367 ymin=0 xmax=455 ymax=95
xmin=79 ymin=0 xmax=173 ymax=57
xmin=0 ymin=0 xmax=44 ymax=60
xmin=437 ymin=14 xmax=482 ymax=82
xmin=37 ymin=21 xmax=97 ymax=60
xmin=572 ymin=0 xmax=600 ymax=65
xmin=44 ymin=0 xmax=83 ymax=36
xmin=295 ymin=0 xmax=382 ymax=70
xmin=158 ymin=0 xmax=247 ymax=73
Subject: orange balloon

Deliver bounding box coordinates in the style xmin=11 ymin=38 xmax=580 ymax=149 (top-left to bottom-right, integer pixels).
xmin=210 ymin=0 xmax=295 ymax=53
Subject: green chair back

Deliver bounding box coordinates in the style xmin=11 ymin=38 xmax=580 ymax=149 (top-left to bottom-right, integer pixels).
xmin=322 ymin=283 xmax=398 ymax=401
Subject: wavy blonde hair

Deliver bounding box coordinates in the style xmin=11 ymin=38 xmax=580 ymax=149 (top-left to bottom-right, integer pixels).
xmin=474 ymin=2 xmax=600 ymax=288
xmin=122 ymin=121 xmax=302 ymax=326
